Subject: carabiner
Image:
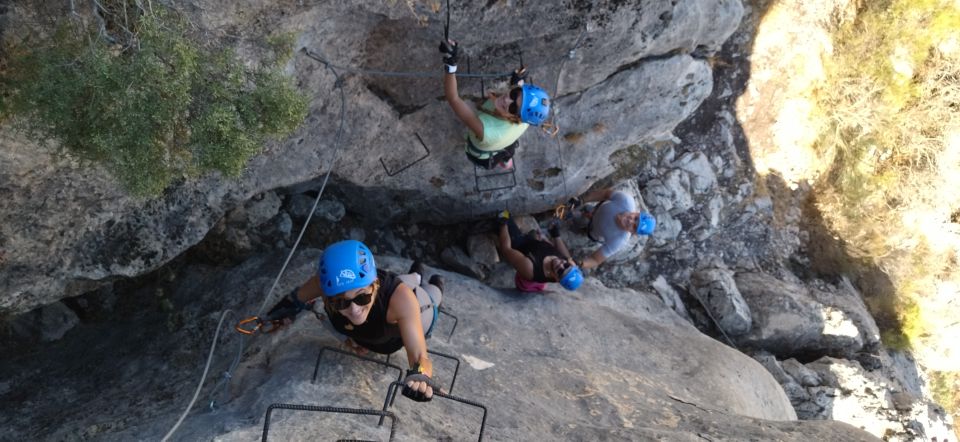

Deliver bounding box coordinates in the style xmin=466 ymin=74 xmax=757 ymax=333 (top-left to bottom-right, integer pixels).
xmin=235 ymin=316 xmax=264 ymax=335
xmin=553 ymin=203 xmax=568 ymax=220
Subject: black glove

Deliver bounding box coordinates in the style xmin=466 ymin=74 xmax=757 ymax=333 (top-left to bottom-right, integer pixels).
xmin=567 ymin=197 xmax=583 ymax=209
xmin=265 ymin=289 xmax=308 ymax=322
xmin=438 ymin=40 xmax=459 ymax=71
xmin=548 ymin=222 xmax=561 ymax=238
xmin=510 ymin=67 xmax=527 ymax=86
xmin=402 ymin=367 xmax=442 ymax=402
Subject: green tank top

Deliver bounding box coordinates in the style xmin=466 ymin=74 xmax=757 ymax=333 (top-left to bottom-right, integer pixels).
xmin=466 ymin=100 xmax=529 ymax=153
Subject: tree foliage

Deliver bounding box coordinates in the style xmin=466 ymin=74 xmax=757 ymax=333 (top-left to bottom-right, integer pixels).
xmin=0 ymin=6 xmax=307 ymax=196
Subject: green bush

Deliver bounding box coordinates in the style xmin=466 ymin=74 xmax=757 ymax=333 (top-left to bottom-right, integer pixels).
xmin=0 ymin=9 xmax=307 ymax=196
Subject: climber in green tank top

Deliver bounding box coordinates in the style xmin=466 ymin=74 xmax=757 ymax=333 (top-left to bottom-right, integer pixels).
xmin=440 ymin=40 xmax=551 ymax=169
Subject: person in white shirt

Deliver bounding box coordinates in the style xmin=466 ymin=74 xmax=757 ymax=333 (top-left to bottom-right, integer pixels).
xmin=570 ymin=188 xmax=656 ymax=270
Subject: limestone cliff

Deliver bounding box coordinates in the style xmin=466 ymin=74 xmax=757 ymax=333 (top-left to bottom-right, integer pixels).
xmin=0 ymin=0 xmax=742 ymax=314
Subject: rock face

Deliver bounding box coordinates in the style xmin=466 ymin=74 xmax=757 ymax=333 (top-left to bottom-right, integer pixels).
xmin=0 ymin=250 xmax=879 ymax=441
xmin=690 ymin=265 xmax=752 ymax=336
xmin=0 ymin=0 xmax=744 ymax=315
xmin=733 ymin=272 xmax=879 ymax=359
xmin=753 ymin=354 xmax=955 ymax=441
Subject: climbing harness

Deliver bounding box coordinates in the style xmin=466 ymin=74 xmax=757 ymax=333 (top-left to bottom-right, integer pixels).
xmin=262 ymin=404 xmax=398 ymax=442
xmin=380 ymin=381 xmax=488 ymax=442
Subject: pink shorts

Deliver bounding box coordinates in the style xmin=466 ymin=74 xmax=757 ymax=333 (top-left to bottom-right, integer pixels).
xmin=514 ymin=273 xmax=547 ymax=292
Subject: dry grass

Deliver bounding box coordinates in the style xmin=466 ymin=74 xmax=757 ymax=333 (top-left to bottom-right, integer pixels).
xmin=811 ymin=0 xmax=960 ymax=432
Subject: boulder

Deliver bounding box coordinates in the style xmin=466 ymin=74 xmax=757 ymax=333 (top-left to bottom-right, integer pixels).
xmin=733 ymin=272 xmax=876 ymax=358
xmin=440 ymin=246 xmax=485 ymax=280
xmin=466 ymin=233 xmax=499 ymax=270
xmin=690 ymin=266 xmax=752 ymax=336
xmin=18 ymin=301 xmax=79 ymax=342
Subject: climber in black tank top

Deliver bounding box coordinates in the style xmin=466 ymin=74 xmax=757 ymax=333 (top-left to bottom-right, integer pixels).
xmin=325 ymin=270 xmax=405 ymax=354
xmin=495 ymin=210 xmax=584 ymax=292
xmin=265 ymin=240 xmax=445 ymax=402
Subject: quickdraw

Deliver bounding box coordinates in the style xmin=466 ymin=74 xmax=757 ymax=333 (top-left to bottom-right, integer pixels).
xmin=235 ymin=316 xmax=283 ymax=335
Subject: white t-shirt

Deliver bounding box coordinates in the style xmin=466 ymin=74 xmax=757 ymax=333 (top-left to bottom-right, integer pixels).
xmin=590 ymin=191 xmax=636 ymax=258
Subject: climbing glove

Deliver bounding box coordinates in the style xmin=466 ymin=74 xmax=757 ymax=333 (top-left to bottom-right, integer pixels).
xmin=266 ymin=289 xmax=309 ymax=322
xmin=497 ymin=209 xmax=511 ymax=225
xmin=439 ymin=40 xmax=459 ymax=73
xmin=510 ymin=67 xmax=528 ymax=86
xmin=402 ymin=366 xmax=442 ymax=402
xmin=548 ymin=222 xmax=561 ymax=238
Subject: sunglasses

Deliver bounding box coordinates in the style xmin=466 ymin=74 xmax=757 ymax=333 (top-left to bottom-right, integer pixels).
xmin=329 ymin=290 xmax=374 ymax=310
xmin=555 ymin=261 xmax=571 ymax=279
xmin=508 ymin=88 xmax=522 ymax=116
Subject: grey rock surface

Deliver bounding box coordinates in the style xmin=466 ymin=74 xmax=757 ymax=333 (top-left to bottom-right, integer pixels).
xmin=7 ymin=301 xmax=79 ymax=342
xmin=733 ymin=272 xmax=874 ymax=358
xmin=439 ymin=245 xmax=485 ymax=280
xmin=0 ymin=250 xmax=882 ymax=441
xmin=690 ymin=266 xmax=752 ymax=336
xmin=466 ymin=233 xmax=499 ymax=269
xmin=0 ymin=0 xmax=744 ymax=314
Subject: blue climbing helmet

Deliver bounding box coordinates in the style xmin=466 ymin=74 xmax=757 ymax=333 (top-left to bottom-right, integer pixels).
xmin=637 ymin=212 xmax=656 ymax=236
xmin=559 ymin=265 xmax=583 ymax=291
xmin=318 ymin=240 xmax=377 ymax=296
xmin=519 ymin=84 xmax=550 ymax=126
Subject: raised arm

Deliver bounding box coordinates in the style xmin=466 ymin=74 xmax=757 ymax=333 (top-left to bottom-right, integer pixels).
xmin=551 ymin=235 xmax=573 ymax=260
xmin=388 ymin=285 xmax=432 ymax=375
xmin=443 ymin=72 xmax=484 ymax=139
xmin=387 ymin=285 xmax=438 ymax=401
xmin=579 ymin=248 xmax=607 ymax=270
xmin=497 ymin=223 xmax=535 ymax=280
xmin=440 ymin=40 xmax=484 ymax=140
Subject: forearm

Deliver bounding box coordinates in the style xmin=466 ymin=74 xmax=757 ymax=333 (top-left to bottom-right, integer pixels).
xmin=553 ymin=237 xmax=572 ymax=259
xmin=443 ymin=73 xmax=460 ymax=105
xmin=580 ymin=249 xmax=607 ymax=270
xmin=411 ymin=352 xmax=433 ymax=377
xmin=498 ymin=224 xmax=512 ymax=251
xmin=294 ymin=275 xmax=324 ymax=303
xmin=581 ymin=188 xmax=613 ymax=203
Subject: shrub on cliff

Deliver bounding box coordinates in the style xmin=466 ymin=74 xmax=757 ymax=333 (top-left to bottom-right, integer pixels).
xmin=0 ymin=5 xmax=307 ymax=196
xmin=812 ymin=0 xmax=960 ymax=431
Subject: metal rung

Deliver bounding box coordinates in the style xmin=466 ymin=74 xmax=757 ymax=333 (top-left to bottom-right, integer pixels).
xmin=427 ymin=349 xmax=461 ymax=394
xmin=262 ymin=403 xmax=397 ymax=442
xmin=379 ymin=381 xmax=487 ymax=442
xmin=380 ymin=132 xmax=431 ymax=177
xmin=438 ymin=307 xmax=458 ymax=339
xmin=313 ymin=346 xmax=404 ymax=386
xmin=381 ymin=349 xmax=461 ymax=412
xmin=474 ymin=163 xmax=517 ymax=192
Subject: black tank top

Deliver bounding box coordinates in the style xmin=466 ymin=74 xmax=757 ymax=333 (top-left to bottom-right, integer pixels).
xmin=515 ymin=240 xmax=561 ymax=283
xmin=326 ymin=270 xmax=405 ymax=354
